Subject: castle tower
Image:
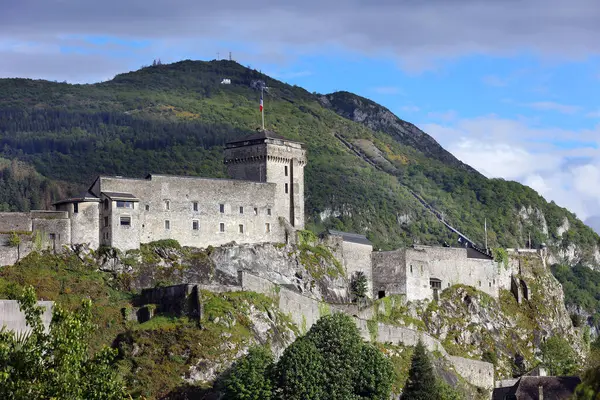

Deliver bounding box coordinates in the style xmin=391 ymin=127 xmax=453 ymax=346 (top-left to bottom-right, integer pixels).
xmin=224 ymin=130 xmax=307 ymax=228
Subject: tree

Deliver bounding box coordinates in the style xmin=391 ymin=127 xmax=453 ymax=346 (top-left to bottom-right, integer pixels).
xmin=0 ymin=286 xmax=126 ymax=400
xmin=222 ymin=346 xmax=275 ymax=400
xmin=355 ymin=344 xmax=395 ymax=400
xmin=275 ymin=313 xmax=394 ymax=400
xmin=275 ymin=337 xmax=325 ymax=400
xmin=539 ymin=336 xmax=579 ymax=376
xmin=403 ymin=340 xmax=437 ymax=400
xmin=351 ymin=271 xmax=368 ymax=303
xmin=574 ymin=366 xmax=600 ymax=399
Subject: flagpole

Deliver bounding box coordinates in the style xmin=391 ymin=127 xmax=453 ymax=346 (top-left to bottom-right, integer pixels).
xmin=261 ymin=87 xmax=265 ymax=130
xmin=485 ymin=217 xmax=488 ymax=251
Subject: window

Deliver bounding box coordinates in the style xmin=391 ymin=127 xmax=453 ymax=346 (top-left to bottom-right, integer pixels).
xmin=489 ymin=282 xmax=492 ymax=288
xmin=120 ymin=216 xmax=131 ymax=226
xmin=104 ymin=216 xmax=109 ymax=227
xmin=145 ymin=204 xmax=150 ymax=211
xmin=73 ymin=203 xmax=79 ymax=213
xmin=254 ymin=207 xmax=258 ymax=215
xmin=285 ymin=165 xmax=288 ymax=176
xmin=165 ymin=220 xmax=170 ymax=230
xmin=165 ymin=200 xmax=170 ymax=211
xmin=430 ymin=279 xmax=442 ymax=289
xmin=117 ymin=201 xmax=133 ymax=209
xmin=49 ymin=233 xmax=56 ymax=240
xmin=193 ymin=202 xmax=198 ymax=212
xmin=220 ymin=223 xmax=225 ymax=232
xmin=285 ymin=183 xmax=289 ymax=194
xmin=265 ymin=223 xmax=271 ymax=233
xmin=378 ymin=291 xmax=386 ymax=299
xmin=192 ymin=220 xmax=199 ymax=230
xmin=220 ymin=204 xmax=225 ymax=213
xmin=104 ymin=199 xmax=109 ymax=210
xmin=267 ymin=208 xmax=272 ymax=216
xmin=410 ymin=265 xmax=413 ymax=273
xmin=239 ymin=224 xmax=244 ymax=234
xmin=239 ymin=206 xmax=244 ymax=214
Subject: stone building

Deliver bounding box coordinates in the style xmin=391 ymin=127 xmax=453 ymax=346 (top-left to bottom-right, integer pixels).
xmin=0 ymin=130 xmax=307 ymax=256
xmin=323 ymin=230 xmax=373 ymax=298
xmin=372 ymin=245 xmax=499 ymax=301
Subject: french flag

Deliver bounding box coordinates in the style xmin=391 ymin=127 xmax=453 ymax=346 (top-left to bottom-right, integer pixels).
xmin=260 ymin=91 xmax=264 ymax=112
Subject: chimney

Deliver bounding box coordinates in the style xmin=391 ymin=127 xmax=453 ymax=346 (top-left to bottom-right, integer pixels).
xmin=538 ymin=384 xmax=543 ymax=400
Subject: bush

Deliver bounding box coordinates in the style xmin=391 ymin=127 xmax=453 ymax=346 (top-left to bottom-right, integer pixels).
xmin=221 ymin=346 xmax=275 ymax=400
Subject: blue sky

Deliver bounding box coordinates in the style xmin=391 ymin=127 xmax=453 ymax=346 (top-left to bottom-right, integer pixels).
xmin=2 ymin=0 xmax=600 ymax=225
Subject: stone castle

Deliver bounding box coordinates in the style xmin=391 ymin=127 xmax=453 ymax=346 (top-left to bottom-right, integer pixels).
xmin=0 ymin=129 xmax=513 ymax=301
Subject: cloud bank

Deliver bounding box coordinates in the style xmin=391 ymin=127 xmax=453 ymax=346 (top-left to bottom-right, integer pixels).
xmin=3 ymin=0 xmax=600 ymax=81
xmin=423 ymin=115 xmax=600 ymax=221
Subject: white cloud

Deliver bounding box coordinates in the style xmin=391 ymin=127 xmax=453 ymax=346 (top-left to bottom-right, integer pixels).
xmin=586 ymin=110 xmax=600 ymax=118
xmin=422 ymin=115 xmax=600 ymax=220
xmin=525 ymin=101 xmax=581 ymax=114
xmin=3 ymin=0 xmax=600 ymax=80
xmin=427 ymin=110 xmax=457 ymax=122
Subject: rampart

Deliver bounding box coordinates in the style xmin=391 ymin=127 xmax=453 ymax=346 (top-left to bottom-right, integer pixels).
xmin=238 ymin=271 xmax=494 ymax=390
xmin=0 ymin=211 xmax=71 ymax=266
xmin=373 ymin=245 xmax=501 ymax=301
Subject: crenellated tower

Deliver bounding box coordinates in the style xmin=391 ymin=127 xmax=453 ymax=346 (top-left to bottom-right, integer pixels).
xmin=224 ymin=130 xmax=307 ymax=228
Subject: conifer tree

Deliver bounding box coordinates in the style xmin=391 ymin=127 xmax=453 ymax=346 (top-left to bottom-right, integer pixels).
xmin=403 ymin=339 xmax=437 ymax=400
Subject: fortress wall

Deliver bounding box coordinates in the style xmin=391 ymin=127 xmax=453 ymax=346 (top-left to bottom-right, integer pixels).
xmin=406 ymin=246 xmax=499 ymax=300
xmin=0 ymin=300 xmax=53 ymax=334
xmin=0 ymin=232 xmax=34 ymax=266
xmin=0 ymin=212 xmax=32 ymax=232
xmin=32 ymin=214 xmax=71 ymax=251
xmin=70 ymin=202 xmax=100 ymax=250
xmin=449 ymin=356 xmax=495 ymax=390
xmin=372 ymin=249 xmax=407 ymax=298
xmin=342 ymin=241 xmax=373 ymax=298
xmin=99 ymin=176 xmax=286 ymax=250
xmin=239 ymin=271 xmax=494 ymax=390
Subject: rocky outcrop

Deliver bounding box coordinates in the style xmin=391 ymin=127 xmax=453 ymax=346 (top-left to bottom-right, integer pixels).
xmin=110 ymin=241 xmax=349 ymax=303
xmin=421 ymin=252 xmax=585 ymax=379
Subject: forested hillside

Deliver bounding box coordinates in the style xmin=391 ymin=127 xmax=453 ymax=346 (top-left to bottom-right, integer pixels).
xmin=0 ymin=60 xmax=598 ymax=261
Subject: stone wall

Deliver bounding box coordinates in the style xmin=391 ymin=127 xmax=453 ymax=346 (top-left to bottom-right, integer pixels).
xmin=94 ymin=175 xmax=286 ymax=250
xmin=31 ymin=212 xmax=71 ymax=251
xmin=0 ymin=233 xmax=33 ymax=266
xmin=372 ymin=249 xmax=407 ymax=298
xmin=0 ymin=211 xmax=71 ymax=266
xmin=0 ymin=300 xmax=53 ymax=334
xmin=342 ymin=241 xmax=373 ymax=298
xmin=0 ymin=212 xmax=32 ymax=232
xmin=238 ymin=271 xmax=494 ymax=390
xmin=449 ymin=356 xmax=495 ymax=390
xmin=70 ymin=202 xmax=100 ymax=249
xmin=373 ymin=246 xmax=502 ymax=302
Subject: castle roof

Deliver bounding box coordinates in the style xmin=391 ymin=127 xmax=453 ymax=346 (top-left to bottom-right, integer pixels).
xmin=102 ymin=192 xmax=140 ymax=202
xmin=52 ymin=191 xmax=100 ymax=206
xmin=492 ymin=376 xmax=581 ymax=400
xmin=327 ymin=229 xmax=372 ymax=246
xmin=225 ymin=129 xmax=303 ymax=147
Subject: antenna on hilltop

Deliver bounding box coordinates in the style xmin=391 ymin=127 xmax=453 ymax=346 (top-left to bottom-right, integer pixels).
xmin=217 ymin=52 xmax=220 ymax=60
xmin=229 ymin=52 xmax=232 ymax=61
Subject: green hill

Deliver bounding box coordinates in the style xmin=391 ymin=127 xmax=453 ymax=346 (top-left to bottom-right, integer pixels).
xmin=0 ymin=59 xmax=598 ymax=261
